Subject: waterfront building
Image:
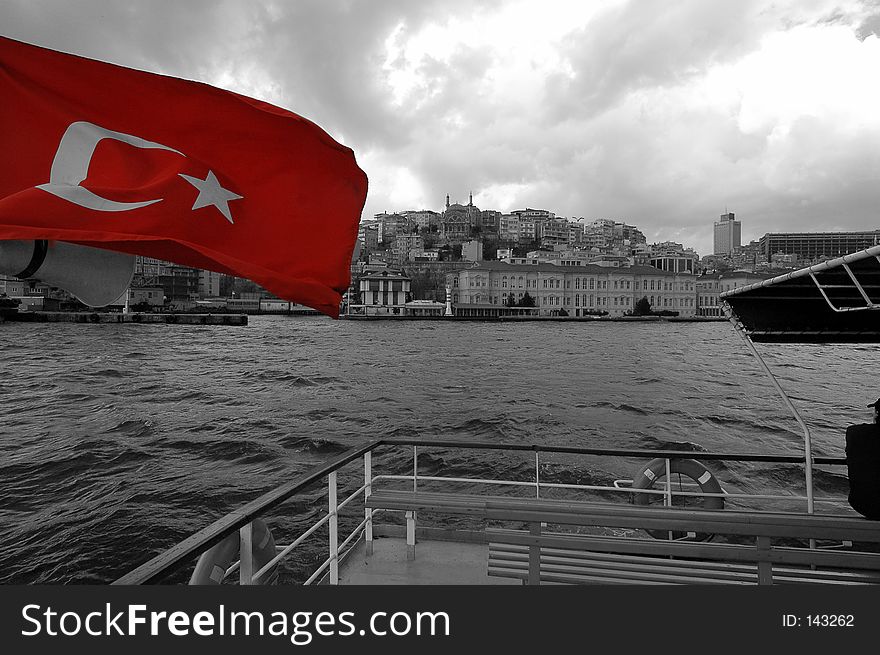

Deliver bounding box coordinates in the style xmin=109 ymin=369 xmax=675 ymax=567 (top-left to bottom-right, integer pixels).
xmin=226 ymin=297 xmax=260 ymax=312
xmin=129 ymin=287 xmax=164 ymax=307
xmin=0 ymin=276 xmax=26 ymax=297
xmin=695 ymin=271 xmax=769 ymax=317
xmin=160 ymin=266 xmax=201 ymax=304
xmin=757 ymin=231 xmax=880 ymax=262
xmin=199 ymin=270 xmax=221 ymax=298
xmin=403 ymin=300 xmax=446 ymax=316
xmin=446 ymin=261 xmax=697 ymax=317
xmin=713 ymin=212 xmax=741 ymax=255
xmin=357 ymin=269 xmax=411 ymax=315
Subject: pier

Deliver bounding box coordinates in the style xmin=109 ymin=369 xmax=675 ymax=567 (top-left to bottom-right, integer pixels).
xmin=2 ymin=312 xmax=248 ymax=326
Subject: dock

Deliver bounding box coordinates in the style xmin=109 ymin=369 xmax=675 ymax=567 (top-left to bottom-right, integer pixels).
xmin=2 ymin=312 xmax=248 ymax=325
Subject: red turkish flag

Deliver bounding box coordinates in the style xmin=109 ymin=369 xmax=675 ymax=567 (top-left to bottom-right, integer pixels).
xmin=0 ymin=36 xmax=367 ymax=317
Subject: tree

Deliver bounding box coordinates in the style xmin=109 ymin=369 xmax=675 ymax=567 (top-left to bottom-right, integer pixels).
xmin=504 ymin=292 xmax=516 ymax=307
xmin=558 ymin=308 xmax=569 ymax=317
xmin=633 ymin=296 xmax=652 ymax=316
xmin=519 ymin=292 xmax=536 ymax=307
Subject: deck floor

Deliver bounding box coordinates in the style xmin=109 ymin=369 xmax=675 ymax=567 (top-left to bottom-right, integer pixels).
xmin=336 ymin=535 xmax=519 ymax=585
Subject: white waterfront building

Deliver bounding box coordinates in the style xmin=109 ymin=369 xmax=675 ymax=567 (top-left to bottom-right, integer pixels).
xmin=446 ymin=261 xmax=697 ymax=317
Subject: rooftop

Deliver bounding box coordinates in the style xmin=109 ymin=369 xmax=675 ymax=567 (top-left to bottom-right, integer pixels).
xmin=455 ymin=261 xmax=689 ymax=276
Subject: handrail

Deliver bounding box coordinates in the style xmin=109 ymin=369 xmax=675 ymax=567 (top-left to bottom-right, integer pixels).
xmin=379 ymin=438 xmax=845 ymax=465
xmin=113 ymin=440 xmax=378 ymax=585
xmin=113 ymin=438 xmax=845 ymax=585
xmin=722 ymin=307 xmax=816 ymax=515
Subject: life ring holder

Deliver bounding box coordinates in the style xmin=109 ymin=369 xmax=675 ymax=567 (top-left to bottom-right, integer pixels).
xmin=189 ymin=519 xmax=278 ymax=585
xmin=631 ymin=457 xmax=725 ymax=542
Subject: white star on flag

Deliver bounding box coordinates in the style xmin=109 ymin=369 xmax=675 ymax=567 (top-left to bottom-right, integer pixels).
xmin=179 ymin=170 xmax=243 ymax=224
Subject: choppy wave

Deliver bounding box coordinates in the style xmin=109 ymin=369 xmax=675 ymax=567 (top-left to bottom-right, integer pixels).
xmin=0 ymin=316 xmax=873 ymax=583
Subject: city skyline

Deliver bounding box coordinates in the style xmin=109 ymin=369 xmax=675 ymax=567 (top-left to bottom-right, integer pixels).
xmin=2 ymin=0 xmax=879 ymax=257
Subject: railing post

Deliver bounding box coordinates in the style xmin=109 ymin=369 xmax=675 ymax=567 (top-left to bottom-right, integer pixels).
xmin=535 ymin=451 xmax=540 ymax=499
xmin=364 ymin=451 xmax=373 ymax=556
xmin=756 ymin=536 xmax=773 ymax=585
xmin=413 ymin=445 xmax=418 ymax=492
xmin=664 ymin=458 xmax=674 ymax=541
xmin=239 ymin=521 xmax=254 ymax=585
xmin=329 ymin=471 xmax=338 ymax=585
xmin=528 ymin=522 xmax=541 ymax=585
xmin=406 ymin=445 xmax=417 ymax=560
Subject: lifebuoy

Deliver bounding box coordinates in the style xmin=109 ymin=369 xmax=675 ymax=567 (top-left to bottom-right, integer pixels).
xmin=631 ymin=458 xmax=724 ymax=541
xmin=189 ymin=519 xmax=278 ymax=584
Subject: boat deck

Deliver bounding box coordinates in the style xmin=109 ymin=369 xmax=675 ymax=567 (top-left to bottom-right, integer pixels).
xmin=335 ymin=531 xmax=518 ymax=585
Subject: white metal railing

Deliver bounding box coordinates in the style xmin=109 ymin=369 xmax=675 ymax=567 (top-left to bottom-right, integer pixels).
xmin=215 ymin=445 xmax=845 ymax=585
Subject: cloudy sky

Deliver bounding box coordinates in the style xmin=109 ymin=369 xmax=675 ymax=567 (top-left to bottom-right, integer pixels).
xmin=2 ymin=0 xmax=879 ymax=255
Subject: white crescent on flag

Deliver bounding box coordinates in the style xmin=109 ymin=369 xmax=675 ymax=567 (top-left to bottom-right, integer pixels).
xmin=34 ymin=121 xmax=243 ymax=223
xmin=36 ymin=121 xmax=182 ymax=211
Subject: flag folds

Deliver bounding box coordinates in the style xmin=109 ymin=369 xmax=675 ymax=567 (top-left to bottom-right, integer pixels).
xmin=0 ymin=36 xmax=367 ymax=317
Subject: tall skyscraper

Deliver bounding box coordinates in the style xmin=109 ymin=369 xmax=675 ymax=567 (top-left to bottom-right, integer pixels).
xmin=714 ymin=212 xmax=741 ymax=255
